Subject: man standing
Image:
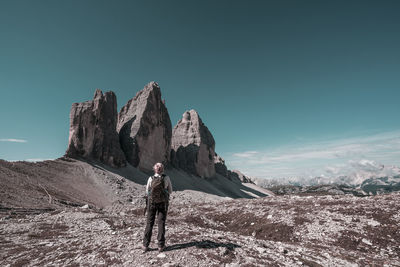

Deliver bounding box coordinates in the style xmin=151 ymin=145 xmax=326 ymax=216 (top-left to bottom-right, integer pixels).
xmin=143 ymin=163 xmax=173 ymax=252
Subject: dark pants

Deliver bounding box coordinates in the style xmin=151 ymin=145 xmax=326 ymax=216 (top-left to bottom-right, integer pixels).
xmin=143 ymin=202 xmax=168 ymax=248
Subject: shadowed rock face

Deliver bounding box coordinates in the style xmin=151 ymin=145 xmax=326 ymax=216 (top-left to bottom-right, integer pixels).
xmin=117 ymin=82 xmax=172 ymax=172
xmin=214 ymin=153 xmax=253 ymax=184
xmin=214 ymin=153 xmax=228 ymax=177
xmin=65 ymin=90 xmax=126 ymax=168
xmin=171 ymin=110 xmax=216 ymax=178
xmin=231 ymin=170 xmax=253 ymax=183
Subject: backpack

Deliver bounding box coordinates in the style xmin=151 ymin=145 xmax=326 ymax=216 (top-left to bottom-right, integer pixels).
xmin=150 ymin=174 xmax=168 ymax=204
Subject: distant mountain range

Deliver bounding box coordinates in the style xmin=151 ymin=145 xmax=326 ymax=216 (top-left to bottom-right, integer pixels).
xmin=253 ymin=168 xmax=400 ymax=196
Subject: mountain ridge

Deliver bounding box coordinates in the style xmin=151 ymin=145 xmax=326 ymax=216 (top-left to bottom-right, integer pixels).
xmin=66 ymin=81 xmax=252 ymax=183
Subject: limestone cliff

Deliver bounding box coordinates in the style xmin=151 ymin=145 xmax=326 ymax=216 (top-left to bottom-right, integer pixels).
xmin=65 ymin=90 xmax=126 ymax=168
xmin=171 ymin=110 xmax=216 ymax=178
xmin=117 ymin=82 xmax=172 ymax=172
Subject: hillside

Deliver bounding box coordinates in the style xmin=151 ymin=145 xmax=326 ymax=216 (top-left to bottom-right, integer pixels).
xmin=0 ymin=158 xmax=271 ymax=211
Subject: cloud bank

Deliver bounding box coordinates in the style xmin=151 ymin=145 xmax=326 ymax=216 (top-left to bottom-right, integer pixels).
xmin=225 ymin=130 xmax=400 ymax=184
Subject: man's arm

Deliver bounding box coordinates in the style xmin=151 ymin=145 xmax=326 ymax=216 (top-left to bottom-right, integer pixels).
xmin=165 ymin=176 xmax=173 ymax=194
xmin=145 ymin=177 xmax=152 ymax=196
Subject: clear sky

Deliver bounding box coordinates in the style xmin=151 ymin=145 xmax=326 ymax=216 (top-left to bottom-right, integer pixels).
xmin=1 ymin=0 xmax=399 ymax=180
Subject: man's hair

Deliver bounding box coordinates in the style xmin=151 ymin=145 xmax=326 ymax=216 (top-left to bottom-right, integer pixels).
xmin=153 ymin=162 xmax=164 ymax=174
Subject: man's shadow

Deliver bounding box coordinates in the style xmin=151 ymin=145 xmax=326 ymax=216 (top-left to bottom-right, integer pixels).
xmin=165 ymin=239 xmax=241 ymax=252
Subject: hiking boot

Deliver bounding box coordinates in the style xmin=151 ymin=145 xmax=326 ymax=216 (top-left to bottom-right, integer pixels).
xmin=142 ymin=246 xmax=149 ymax=253
xmin=158 ymin=246 xmax=165 ymax=252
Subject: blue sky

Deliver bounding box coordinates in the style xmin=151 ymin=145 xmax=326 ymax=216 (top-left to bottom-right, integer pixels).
xmin=0 ymin=1 xmax=399 ymax=179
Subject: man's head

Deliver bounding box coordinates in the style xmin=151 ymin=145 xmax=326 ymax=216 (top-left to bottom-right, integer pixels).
xmin=153 ymin=162 xmax=164 ymax=174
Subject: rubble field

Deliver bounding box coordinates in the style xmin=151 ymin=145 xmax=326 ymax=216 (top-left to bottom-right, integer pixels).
xmin=1 ymin=192 xmax=399 ymax=266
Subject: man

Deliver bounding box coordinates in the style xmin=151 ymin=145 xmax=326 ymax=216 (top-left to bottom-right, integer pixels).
xmin=143 ymin=162 xmax=173 ymax=252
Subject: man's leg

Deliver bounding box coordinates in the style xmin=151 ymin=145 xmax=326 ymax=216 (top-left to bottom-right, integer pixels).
xmin=156 ymin=202 xmax=168 ymax=248
xmin=143 ymin=203 xmax=156 ymax=247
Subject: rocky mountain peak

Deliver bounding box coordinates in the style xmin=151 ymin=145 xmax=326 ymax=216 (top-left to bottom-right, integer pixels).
xmin=65 ymin=89 xmax=126 ymax=168
xmin=117 ymin=82 xmax=162 ymax=132
xmin=94 ymin=89 xmax=103 ymax=99
xmin=171 ymin=109 xmax=215 ymax=149
xmin=65 ymin=82 xmax=249 ymax=183
xmin=117 ymin=82 xmax=172 ymax=172
xmin=171 ymin=110 xmax=216 ymax=178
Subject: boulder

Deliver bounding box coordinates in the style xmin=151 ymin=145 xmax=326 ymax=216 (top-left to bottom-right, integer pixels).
xmin=66 ymin=89 xmax=126 ymax=168
xmin=117 ymin=82 xmax=172 ymax=171
xmin=171 ymin=110 xmax=216 ymax=178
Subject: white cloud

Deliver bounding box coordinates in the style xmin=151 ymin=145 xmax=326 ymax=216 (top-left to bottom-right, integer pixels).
xmin=225 ymin=130 xmax=400 ymax=181
xmin=232 ymin=151 xmax=259 ymax=158
xmin=349 ymin=159 xmax=384 ymax=172
xmin=0 ymin=138 xmax=27 ymax=143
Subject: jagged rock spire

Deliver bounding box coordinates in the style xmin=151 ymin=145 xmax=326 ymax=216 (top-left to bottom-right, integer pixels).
xmin=66 ymin=89 xmax=126 ymax=168
xmin=117 ymin=82 xmax=172 ymax=172
xmin=171 ymin=109 xmax=216 ymax=178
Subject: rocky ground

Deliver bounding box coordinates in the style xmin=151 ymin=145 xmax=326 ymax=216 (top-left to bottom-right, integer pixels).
xmin=1 ymin=192 xmax=399 ymax=266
